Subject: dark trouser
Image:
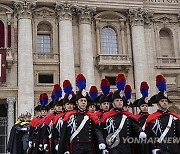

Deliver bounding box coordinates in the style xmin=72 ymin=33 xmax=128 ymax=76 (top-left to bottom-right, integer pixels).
xmin=71 ymin=142 xmax=95 ymax=154
xmin=110 ymin=143 xmax=132 ymax=154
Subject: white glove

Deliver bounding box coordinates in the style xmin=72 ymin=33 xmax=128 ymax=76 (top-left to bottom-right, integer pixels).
xmin=44 ymin=144 xmax=49 ymax=152
xmin=55 ymin=144 xmax=59 ymax=151
xmin=39 ymin=144 xmax=43 ymax=151
xmin=28 ymin=141 xmax=32 ymax=148
xmin=99 ymin=143 xmax=106 ymax=150
xmin=102 ymin=149 xmax=109 ymax=154
xmin=152 ymin=149 xmax=160 ymax=154
xmin=64 ymin=151 xmax=70 ymax=154
xmin=139 ymin=132 xmax=147 ymax=139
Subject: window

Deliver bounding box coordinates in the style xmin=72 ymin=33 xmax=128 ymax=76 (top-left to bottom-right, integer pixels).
xmin=105 ymin=76 xmax=116 ymax=86
xmin=37 ymin=22 xmax=52 ymax=53
xmin=101 ymin=26 xmax=118 ymax=54
xmin=159 ymin=28 xmax=174 ymax=57
xmin=37 ymin=34 xmax=51 ymax=53
xmin=0 ymin=20 xmax=5 ymax=48
xmin=38 ymin=74 xmax=53 ymax=83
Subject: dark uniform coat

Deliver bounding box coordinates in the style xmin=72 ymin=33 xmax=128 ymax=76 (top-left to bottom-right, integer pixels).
xmin=145 ymin=110 xmax=180 ymax=154
xmin=101 ymin=109 xmax=142 ymax=154
xmin=7 ymin=121 xmax=24 ymax=154
xmin=134 ymin=112 xmax=150 ymax=154
xmin=59 ymin=109 xmax=106 ymax=154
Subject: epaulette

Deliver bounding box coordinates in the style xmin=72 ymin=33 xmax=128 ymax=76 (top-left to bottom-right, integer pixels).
xmin=63 ymin=110 xmax=78 ymax=122
xmin=86 ymin=112 xmax=99 ymax=125
xmin=101 ymin=110 xmax=120 ymax=123
xmin=53 ymin=113 xmax=65 ymax=125
xmin=30 ymin=118 xmax=37 ymax=127
xmin=101 ymin=110 xmax=137 ymax=123
xmin=38 ymin=117 xmax=46 ymax=126
xmin=15 ymin=120 xmax=21 ymax=125
xmin=33 ymin=118 xmax=41 ymax=127
xmin=20 ymin=121 xmax=29 ymax=126
xmin=44 ymin=114 xmax=56 ymax=125
xmin=135 ymin=113 xmax=150 ymax=120
xmin=170 ymin=112 xmax=180 ymax=121
xmin=95 ymin=111 xmax=103 ymax=118
xmin=145 ymin=111 xmax=164 ymax=128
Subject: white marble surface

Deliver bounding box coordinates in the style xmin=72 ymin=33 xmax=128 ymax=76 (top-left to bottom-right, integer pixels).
xmin=18 ymin=18 xmax=34 ymax=115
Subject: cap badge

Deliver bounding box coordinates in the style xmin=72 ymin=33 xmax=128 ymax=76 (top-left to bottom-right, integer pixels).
xmin=82 ymin=89 xmax=87 ymax=97
xmin=119 ymin=90 xmax=124 ymax=98
xmin=68 ymin=94 xmax=72 ymax=100
xmin=163 ymin=91 xmax=168 ymax=97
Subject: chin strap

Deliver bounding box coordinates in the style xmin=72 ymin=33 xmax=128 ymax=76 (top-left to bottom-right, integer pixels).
xmin=78 ymin=106 xmax=87 ymax=112
xmin=158 ymin=103 xmax=168 ymax=112
xmin=113 ymin=103 xmax=123 ymax=111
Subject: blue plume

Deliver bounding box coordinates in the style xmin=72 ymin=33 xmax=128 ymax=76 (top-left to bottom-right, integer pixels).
xmin=156 ymin=75 xmax=167 ymax=91
xmin=101 ymin=86 xmax=110 ymax=95
xmin=55 ymin=90 xmax=62 ymax=99
xmin=141 ymin=89 xmax=148 ymax=98
xmin=125 ymin=92 xmax=131 ymax=100
xmin=116 ymin=81 xmax=126 ymax=91
xmin=76 ymin=80 xmax=86 ymax=90
xmin=76 ymin=74 xmax=86 ymax=90
xmin=51 ymin=94 xmax=56 ymax=101
xmin=157 ymin=82 xmax=166 ymax=91
xmin=63 ymin=80 xmax=73 ymax=95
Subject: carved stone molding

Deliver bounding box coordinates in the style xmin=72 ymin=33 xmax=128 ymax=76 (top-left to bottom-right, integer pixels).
xmin=77 ymin=5 xmax=96 ymax=24
xmin=153 ymin=14 xmax=178 ymax=24
xmin=7 ymin=97 xmax=15 ymax=104
xmin=7 ymin=97 xmax=15 ymax=113
xmin=14 ymin=0 xmax=36 ymax=20
xmin=128 ymin=8 xmax=153 ymax=27
xmin=55 ymin=1 xmax=76 ymax=21
xmin=34 ymin=7 xmax=55 ymax=18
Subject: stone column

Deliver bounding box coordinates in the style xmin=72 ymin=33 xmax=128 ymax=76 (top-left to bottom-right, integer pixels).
xmin=128 ymin=8 xmax=151 ymax=98
xmin=78 ymin=6 xmax=95 ymax=90
xmin=7 ymin=97 xmax=15 ymax=138
xmin=56 ymin=2 xmax=76 ymax=88
xmin=14 ymin=1 xmax=35 ymax=115
xmin=120 ymin=22 xmax=126 ymax=54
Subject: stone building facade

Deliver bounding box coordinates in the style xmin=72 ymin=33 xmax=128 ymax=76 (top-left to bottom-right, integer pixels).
xmin=0 ymin=0 xmax=180 ymax=152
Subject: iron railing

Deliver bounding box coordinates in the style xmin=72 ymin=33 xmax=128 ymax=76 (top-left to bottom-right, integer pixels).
xmin=0 ymin=117 xmax=7 ymax=154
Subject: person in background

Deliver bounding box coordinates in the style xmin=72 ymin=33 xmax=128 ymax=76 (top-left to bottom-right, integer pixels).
xmin=95 ymin=79 xmax=111 ymax=120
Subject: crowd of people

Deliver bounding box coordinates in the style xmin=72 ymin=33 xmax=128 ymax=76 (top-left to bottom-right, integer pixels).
xmin=7 ymin=73 xmax=180 ymax=154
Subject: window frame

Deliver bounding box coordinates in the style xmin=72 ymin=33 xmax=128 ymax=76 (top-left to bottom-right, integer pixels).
xmin=100 ymin=26 xmax=118 ymax=55
xmin=37 ymin=72 xmax=54 ymax=85
xmin=37 ymin=32 xmax=52 ymax=54
xmin=159 ymin=28 xmax=174 ymax=57
xmin=36 ymin=22 xmax=53 ymax=54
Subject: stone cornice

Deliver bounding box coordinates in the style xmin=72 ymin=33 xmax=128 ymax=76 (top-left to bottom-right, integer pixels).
xmin=77 ymin=5 xmax=96 ymax=25
xmin=55 ymin=1 xmax=76 ymax=21
xmin=128 ymin=8 xmax=154 ymax=27
xmin=14 ymin=0 xmax=36 ymax=20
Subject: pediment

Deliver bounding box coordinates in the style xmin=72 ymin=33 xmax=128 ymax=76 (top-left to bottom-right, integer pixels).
xmin=95 ymin=11 xmax=126 ymax=21
xmin=35 ymin=7 xmax=55 ymax=17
